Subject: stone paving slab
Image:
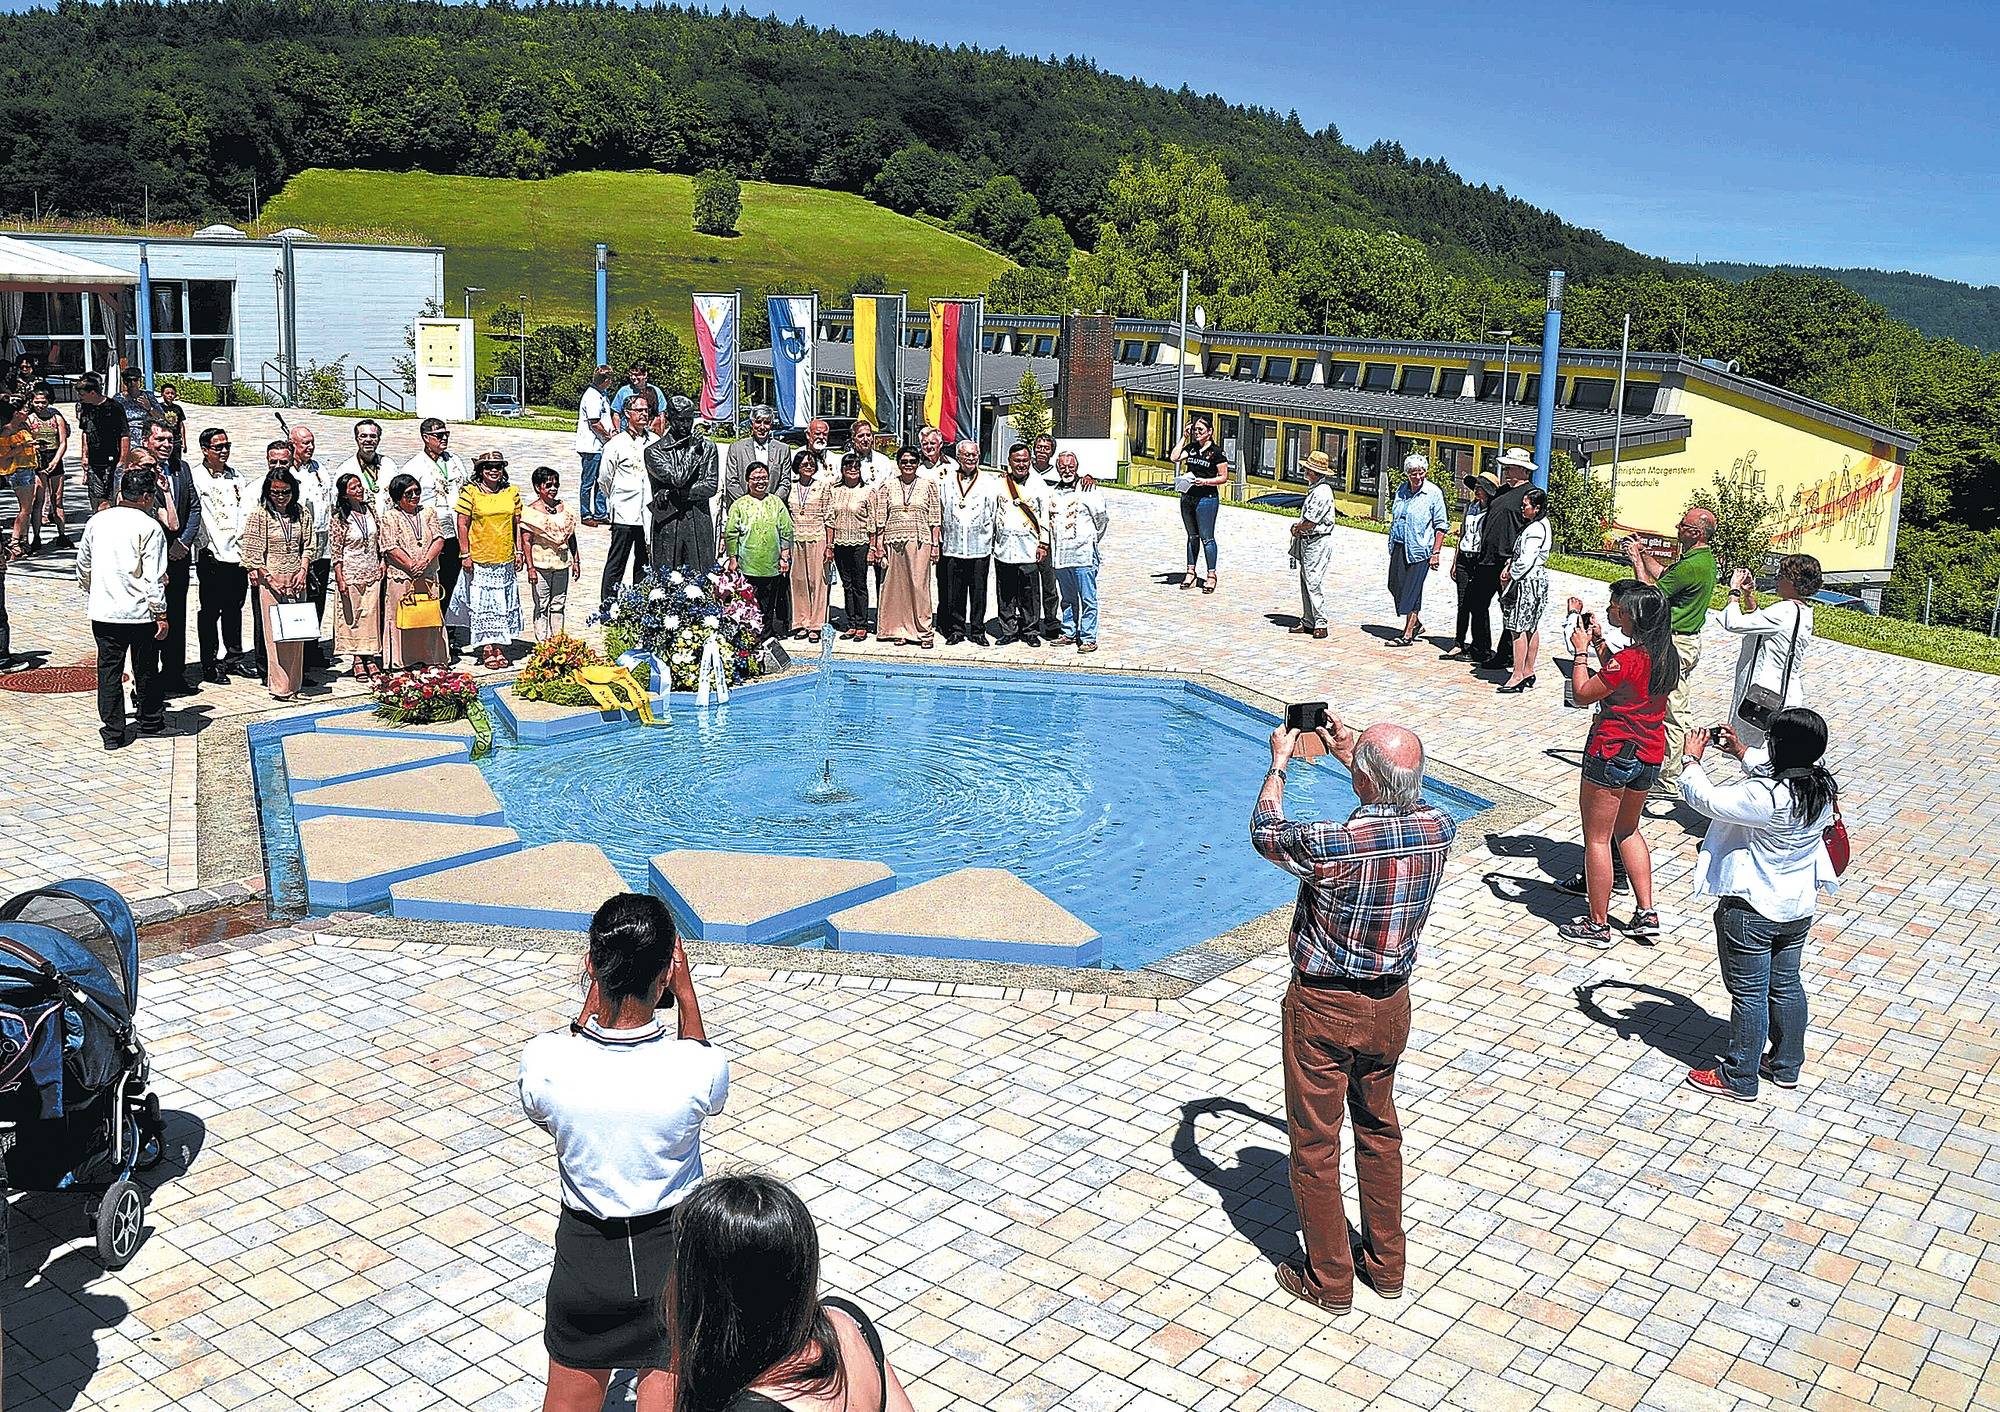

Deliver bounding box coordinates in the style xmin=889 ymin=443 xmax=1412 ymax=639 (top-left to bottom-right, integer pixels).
xmin=829 ymin=867 xmax=1103 ymax=967
xmin=390 ymin=841 xmax=627 ymax=930
xmin=280 ymin=730 xmax=470 ymax=790
xmin=651 ymin=848 xmax=897 ymax=944
xmin=291 ymin=762 xmax=506 ymax=826
xmin=297 ymin=816 xmax=521 ymax=909
xmin=311 ymin=705 xmax=480 ymax=743
xmin=491 ymin=686 xmax=624 ymax=742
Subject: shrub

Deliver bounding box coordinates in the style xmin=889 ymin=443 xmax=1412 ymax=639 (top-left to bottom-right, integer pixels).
xmin=1546 ymin=449 xmax=1613 ymax=555
xmin=1688 ymin=472 xmax=1777 ymax=575
xmin=297 ymin=357 xmax=348 ymax=410
xmin=692 ymin=168 xmax=741 ymax=236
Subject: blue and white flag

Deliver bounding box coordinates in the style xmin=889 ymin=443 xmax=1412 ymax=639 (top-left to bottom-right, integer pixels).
xmin=767 ymin=294 xmax=818 ymax=430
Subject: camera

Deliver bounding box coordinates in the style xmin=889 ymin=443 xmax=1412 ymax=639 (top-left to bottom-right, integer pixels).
xmin=1285 ymin=701 xmax=1329 ymax=732
xmin=1708 ymin=725 xmax=1728 ymax=745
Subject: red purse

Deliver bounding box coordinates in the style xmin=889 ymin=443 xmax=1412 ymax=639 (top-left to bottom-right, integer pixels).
xmin=1823 ymin=812 xmax=1851 ymax=876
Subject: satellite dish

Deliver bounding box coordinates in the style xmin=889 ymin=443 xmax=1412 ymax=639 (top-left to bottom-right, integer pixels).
xmin=1193 ymin=306 xmax=1208 ymax=329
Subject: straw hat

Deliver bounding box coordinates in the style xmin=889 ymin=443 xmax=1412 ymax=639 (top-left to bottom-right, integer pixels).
xmin=1300 ymin=449 xmax=1335 ymax=478
xmin=1497 ymin=447 xmax=1537 ymax=475
xmin=471 ymin=448 xmax=509 ymax=469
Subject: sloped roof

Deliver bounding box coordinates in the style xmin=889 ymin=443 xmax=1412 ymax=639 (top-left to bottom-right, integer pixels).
xmin=0 ymin=234 xmax=139 ymax=291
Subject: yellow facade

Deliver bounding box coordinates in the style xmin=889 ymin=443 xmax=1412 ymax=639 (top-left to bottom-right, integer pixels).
xmin=1609 ymin=382 xmax=1898 ymax=578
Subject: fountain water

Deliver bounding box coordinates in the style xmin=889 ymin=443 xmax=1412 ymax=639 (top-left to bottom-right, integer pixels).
xmin=800 ymin=624 xmax=856 ymax=803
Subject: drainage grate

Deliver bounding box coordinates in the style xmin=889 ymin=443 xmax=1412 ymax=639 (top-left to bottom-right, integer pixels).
xmin=0 ymin=664 xmax=101 ymax=694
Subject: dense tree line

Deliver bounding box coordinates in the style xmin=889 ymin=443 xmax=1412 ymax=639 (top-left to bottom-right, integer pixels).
xmin=0 ymin=0 xmax=1657 ymax=282
xmin=1703 ymin=263 xmax=2000 ymax=354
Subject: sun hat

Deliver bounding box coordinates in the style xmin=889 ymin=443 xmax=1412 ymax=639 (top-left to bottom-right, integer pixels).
xmin=472 ymin=448 xmax=509 ymax=468
xmin=1300 ymin=449 xmax=1335 ymax=476
xmin=1498 ymin=447 xmax=1538 ymax=474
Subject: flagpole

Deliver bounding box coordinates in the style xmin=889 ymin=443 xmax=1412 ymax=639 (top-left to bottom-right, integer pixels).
xmin=733 ymin=287 xmax=744 ymax=435
xmin=1175 ymin=268 xmax=1189 ymax=456
xmin=972 ymin=295 xmax=985 ymax=462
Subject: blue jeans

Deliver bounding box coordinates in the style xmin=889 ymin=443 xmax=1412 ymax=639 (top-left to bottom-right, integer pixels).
xmin=577 ymin=451 xmax=606 ymax=521
xmin=1181 ymin=491 xmax=1218 ymax=573
xmin=1715 ymin=900 xmax=1810 ymax=1095
xmin=1055 ymin=565 xmax=1098 ymax=644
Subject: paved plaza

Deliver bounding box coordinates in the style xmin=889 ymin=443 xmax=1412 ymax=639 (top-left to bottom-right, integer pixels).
xmin=2 ymin=408 xmax=1997 ymax=1412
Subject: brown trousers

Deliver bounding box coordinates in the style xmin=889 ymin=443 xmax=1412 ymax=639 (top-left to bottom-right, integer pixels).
xmin=1282 ymin=977 xmax=1411 ymax=1301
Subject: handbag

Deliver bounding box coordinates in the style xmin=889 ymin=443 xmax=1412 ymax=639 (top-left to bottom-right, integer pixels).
xmin=1736 ymin=602 xmax=1803 ymax=732
xmin=396 ymin=589 xmax=444 ymax=630
xmin=268 ymin=600 xmax=321 ymax=642
xmin=1823 ymin=809 xmax=1851 ymax=876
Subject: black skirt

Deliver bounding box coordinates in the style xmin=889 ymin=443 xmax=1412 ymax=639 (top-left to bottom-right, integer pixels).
xmin=545 ymin=1203 xmax=677 ymax=1371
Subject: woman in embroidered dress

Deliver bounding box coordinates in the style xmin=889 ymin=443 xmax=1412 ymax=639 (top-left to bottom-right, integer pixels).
xmin=240 ymin=467 xmax=310 ymax=700
xmin=450 ymin=449 xmax=527 ymax=670
xmin=786 ymin=447 xmax=834 ymax=640
xmin=868 ymin=447 xmax=942 ymax=648
xmin=378 ymin=473 xmax=448 ymax=669
xmin=826 ymin=453 xmax=876 ymax=640
xmin=329 ymin=472 xmax=385 ymax=680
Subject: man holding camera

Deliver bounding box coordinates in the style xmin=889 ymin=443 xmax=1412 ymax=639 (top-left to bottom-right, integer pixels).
xmin=1253 ymin=713 xmax=1456 ymax=1315
xmin=1623 ymin=508 xmax=1718 ymax=798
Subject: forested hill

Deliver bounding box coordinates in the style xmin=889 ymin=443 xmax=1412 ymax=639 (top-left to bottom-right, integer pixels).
xmin=1702 ymin=263 xmax=2000 ymax=352
xmin=0 ymin=0 xmax=1662 ymax=284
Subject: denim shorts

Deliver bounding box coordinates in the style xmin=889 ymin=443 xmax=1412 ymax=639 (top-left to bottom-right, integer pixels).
xmin=1582 ymin=742 xmax=1661 ymax=792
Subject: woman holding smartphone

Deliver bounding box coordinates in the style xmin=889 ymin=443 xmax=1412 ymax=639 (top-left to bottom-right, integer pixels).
xmin=1171 ymin=416 xmax=1229 ymax=593
xmin=1558 ymin=580 xmax=1679 ymax=950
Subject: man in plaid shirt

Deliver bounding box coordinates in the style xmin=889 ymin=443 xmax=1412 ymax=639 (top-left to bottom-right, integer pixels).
xmin=1252 ymin=715 xmax=1455 ymax=1315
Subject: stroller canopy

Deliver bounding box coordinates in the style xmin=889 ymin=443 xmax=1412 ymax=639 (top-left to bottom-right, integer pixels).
xmin=0 ymin=878 xmax=140 ymax=1022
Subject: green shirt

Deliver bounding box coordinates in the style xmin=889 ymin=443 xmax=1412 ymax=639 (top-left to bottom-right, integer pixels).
xmin=723 ymin=493 xmax=794 ymax=577
xmin=1655 ymin=547 xmax=1718 ymax=635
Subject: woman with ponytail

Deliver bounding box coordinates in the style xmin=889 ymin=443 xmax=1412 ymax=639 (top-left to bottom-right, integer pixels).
xmin=519 ymin=894 xmax=728 ymax=1411
xmin=1676 ymin=707 xmax=1841 ymax=1101
xmin=1558 ymin=580 xmax=1681 ymax=949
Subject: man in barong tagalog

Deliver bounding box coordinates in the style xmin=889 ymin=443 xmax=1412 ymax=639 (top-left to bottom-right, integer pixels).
xmin=644 ymin=395 xmax=720 ymax=571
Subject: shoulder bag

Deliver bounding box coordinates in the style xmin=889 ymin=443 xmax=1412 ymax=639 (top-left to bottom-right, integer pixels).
xmin=1736 ymin=601 xmax=1803 ymax=732
xmin=820 ymin=1297 xmax=888 ymax=1412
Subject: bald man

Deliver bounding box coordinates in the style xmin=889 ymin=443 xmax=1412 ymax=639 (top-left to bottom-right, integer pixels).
xmin=1253 ymin=715 xmax=1456 ymax=1317
xmin=1624 ymin=506 xmax=1719 ymax=795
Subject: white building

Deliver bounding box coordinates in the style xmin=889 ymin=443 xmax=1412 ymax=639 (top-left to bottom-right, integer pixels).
xmin=1 ymin=226 xmax=442 ymax=405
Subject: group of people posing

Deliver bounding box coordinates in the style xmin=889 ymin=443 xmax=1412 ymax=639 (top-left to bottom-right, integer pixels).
xmin=579 ymin=373 xmax=1112 ymax=652
xmin=59 ymin=407 xmax=581 ymax=746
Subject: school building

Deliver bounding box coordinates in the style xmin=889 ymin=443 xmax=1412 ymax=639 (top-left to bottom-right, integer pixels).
xmin=745 ymin=310 xmax=1914 ymax=601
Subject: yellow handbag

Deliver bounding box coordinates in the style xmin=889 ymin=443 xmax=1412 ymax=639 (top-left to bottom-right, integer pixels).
xmin=396 ymin=589 xmax=444 ymax=630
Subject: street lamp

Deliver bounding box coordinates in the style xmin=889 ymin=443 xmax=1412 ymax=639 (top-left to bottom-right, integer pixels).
xmin=1488 ymin=328 xmax=1517 ymax=469
xmin=463 ymin=286 xmax=485 ymax=321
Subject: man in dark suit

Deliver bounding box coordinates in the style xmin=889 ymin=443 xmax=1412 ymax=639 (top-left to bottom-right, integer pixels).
xmin=131 ymin=418 xmax=203 ymax=695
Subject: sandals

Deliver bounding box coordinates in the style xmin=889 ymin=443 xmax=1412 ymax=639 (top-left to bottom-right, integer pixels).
xmin=1203 ymin=572 xmax=1217 ymax=594
xmin=1180 ymin=572 xmax=1198 ymax=590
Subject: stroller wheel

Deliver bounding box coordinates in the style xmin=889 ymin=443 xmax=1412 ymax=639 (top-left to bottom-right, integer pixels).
xmin=94 ymin=1178 xmax=145 ymax=1269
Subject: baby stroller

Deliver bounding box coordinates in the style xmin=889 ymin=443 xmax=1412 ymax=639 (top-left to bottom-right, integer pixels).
xmin=0 ymin=880 xmax=163 ymax=1270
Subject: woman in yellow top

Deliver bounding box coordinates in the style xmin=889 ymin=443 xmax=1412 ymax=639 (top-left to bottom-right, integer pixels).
xmin=449 ymin=449 xmax=526 ymax=670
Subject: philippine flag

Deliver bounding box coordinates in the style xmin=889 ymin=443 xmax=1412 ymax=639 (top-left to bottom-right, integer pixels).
xmin=767 ymin=295 xmax=817 ymax=430
xmin=692 ymin=293 xmax=738 ymax=423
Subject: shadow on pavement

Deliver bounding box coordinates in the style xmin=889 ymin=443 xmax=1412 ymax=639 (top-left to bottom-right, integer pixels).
xmin=1573 ymin=979 xmax=1728 ymax=1069
xmin=1172 ymin=1097 xmax=1299 ymax=1269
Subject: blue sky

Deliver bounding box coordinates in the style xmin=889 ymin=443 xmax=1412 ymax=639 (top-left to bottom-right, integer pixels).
xmin=767 ymin=0 xmax=1999 ymax=286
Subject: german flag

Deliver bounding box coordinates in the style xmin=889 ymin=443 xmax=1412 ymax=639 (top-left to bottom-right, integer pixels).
xmin=925 ymin=298 xmax=981 ymax=446
xmin=852 ymin=293 xmax=904 ymax=435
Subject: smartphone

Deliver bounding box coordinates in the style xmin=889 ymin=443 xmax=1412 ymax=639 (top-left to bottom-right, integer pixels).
xmin=1708 ymin=726 xmax=1728 ymax=745
xmin=1285 ymin=701 xmax=1329 ymax=732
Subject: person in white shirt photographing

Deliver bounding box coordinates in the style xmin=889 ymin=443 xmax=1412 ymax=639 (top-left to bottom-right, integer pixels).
xmin=519 ymin=894 xmax=727 ymax=1412
xmin=1676 ymin=707 xmax=1841 ymax=1103
xmin=78 ymin=468 xmax=170 ymax=749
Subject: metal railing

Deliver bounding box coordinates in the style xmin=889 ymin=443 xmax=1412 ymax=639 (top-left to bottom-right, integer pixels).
xmin=254 ymin=357 xmax=293 ymax=406
xmin=348 ymin=365 xmax=408 ymax=414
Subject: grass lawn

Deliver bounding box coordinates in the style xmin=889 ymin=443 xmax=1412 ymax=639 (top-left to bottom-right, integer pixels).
xmin=260 ymin=168 xmax=1014 ymax=373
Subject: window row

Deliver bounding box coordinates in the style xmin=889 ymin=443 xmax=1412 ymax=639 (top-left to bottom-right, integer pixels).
xmin=11 ymin=283 xmax=237 ymax=378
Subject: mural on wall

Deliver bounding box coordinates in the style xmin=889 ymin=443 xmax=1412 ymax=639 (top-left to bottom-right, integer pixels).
xmin=1604 ymin=446 xmax=1901 ymax=572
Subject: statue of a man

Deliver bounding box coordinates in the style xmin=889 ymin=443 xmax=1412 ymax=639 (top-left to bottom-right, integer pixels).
xmin=644 ymin=395 xmax=719 ymax=571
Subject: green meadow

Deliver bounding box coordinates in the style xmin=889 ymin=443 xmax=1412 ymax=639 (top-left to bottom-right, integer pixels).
xmin=261 ymin=168 xmax=1014 ymax=346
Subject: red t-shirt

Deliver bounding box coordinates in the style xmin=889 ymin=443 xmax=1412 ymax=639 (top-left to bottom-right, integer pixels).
xmin=1587 ymin=646 xmax=1669 ymax=765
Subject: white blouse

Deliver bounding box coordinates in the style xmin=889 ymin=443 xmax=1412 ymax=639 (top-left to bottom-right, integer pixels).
xmin=1678 ymin=747 xmax=1838 ymax=922
xmin=1509 ymin=518 xmax=1551 ymax=577
xmin=1725 ymin=598 xmax=1813 ymax=743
